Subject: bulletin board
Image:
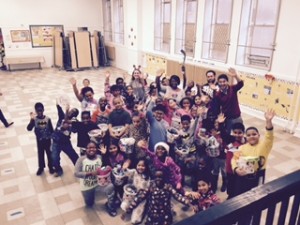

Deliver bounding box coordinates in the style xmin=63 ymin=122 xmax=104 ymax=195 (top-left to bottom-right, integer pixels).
xmin=145 ymin=53 xmax=300 ymax=120
xmin=10 ymin=30 xmax=31 ymax=42
xmin=237 ymin=71 xmax=299 ymax=120
xmin=144 ymin=54 xmax=167 ymax=76
xmin=30 ymin=25 xmax=64 ymax=47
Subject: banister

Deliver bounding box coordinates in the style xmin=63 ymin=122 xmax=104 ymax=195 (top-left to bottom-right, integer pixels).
xmin=175 ymin=170 xmax=300 ymax=225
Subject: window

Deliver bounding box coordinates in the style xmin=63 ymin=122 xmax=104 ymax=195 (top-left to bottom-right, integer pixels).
xmin=236 ymin=0 xmax=281 ymax=70
xmin=113 ymin=0 xmax=124 ymax=44
xmin=175 ymin=0 xmax=198 ymax=57
xmin=154 ymin=0 xmax=172 ymax=53
xmin=102 ymin=0 xmax=113 ymax=42
xmin=202 ymin=0 xmax=233 ymax=62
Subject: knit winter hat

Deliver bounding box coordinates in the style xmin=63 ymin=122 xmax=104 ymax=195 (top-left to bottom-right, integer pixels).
xmin=154 ymin=142 xmax=170 ymax=154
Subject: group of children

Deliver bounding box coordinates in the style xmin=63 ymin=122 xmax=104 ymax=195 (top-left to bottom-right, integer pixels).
xmin=26 ymin=65 xmax=275 ymax=224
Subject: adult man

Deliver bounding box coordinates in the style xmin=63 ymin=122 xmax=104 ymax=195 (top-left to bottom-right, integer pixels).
xmin=215 ymin=68 xmax=244 ymax=133
xmin=202 ymin=70 xmax=219 ymax=98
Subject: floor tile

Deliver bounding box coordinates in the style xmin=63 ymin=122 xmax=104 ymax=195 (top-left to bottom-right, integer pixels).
xmin=0 ymin=68 xmax=299 ymax=225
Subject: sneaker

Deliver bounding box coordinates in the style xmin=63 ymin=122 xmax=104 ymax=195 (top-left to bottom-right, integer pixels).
xmin=105 ymin=202 xmax=117 ymax=217
xmin=54 ymin=171 xmax=63 ymax=177
xmin=80 ymin=149 xmax=86 ymax=156
xmin=49 ymin=167 xmax=55 ymax=174
xmin=5 ymin=122 xmax=14 ymax=128
xmin=172 ymin=210 xmax=177 ymax=216
xmin=181 ymin=205 xmax=190 ymax=211
xmin=36 ymin=168 xmax=44 ymax=176
xmin=221 ymin=183 xmax=227 ymax=192
xmin=120 ymin=213 xmax=126 ymax=221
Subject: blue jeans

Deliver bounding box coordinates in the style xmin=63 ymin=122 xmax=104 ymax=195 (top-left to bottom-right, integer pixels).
xmin=52 ymin=141 xmax=79 ymax=172
xmin=211 ymin=157 xmax=226 ymax=179
xmin=81 ymin=183 xmax=115 ymax=207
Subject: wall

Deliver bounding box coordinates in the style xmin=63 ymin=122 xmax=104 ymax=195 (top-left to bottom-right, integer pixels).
xmin=0 ymin=0 xmax=102 ymax=67
xmin=1 ymin=0 xmax=300 ymax=135
xmin=137 ymin=0 xmax=300 ymax=136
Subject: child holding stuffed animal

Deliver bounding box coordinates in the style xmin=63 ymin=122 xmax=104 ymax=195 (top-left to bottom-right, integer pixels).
xmin=74 ymin=141 xmax=117 ymax=216
xmin=137 ymin=140 xmax=182 ymax=191
xmin=125 ymin=111 xmax=148 ymax=161
xmin=232 ymin=109 xmax=275 ymax=195
xmin=108 ymin=97 xmax=132 ymax=141
xmin=101 ymin=140 xmax=131 ymax=206
xmin=120 ymin=159 xmax=151 ymax=224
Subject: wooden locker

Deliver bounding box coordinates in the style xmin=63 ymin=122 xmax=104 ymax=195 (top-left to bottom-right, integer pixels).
xmin=74 ymin=31 xmax=92 ymax=68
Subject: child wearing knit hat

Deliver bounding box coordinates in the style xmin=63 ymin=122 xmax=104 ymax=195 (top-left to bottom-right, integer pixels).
xmin=137 ymin=140 xmax=182 ymax=191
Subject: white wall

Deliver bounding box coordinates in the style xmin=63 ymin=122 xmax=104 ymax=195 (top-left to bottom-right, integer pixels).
xmin=136 ymin=0 xmax=300 ymax=135
xmin=1 ymin=0 xmax=300 ymax=78
xmin=0 ymin=0 xmax=102 ymax=67
xmin=271 ymin=0 xmax=300 ymax=81
xmin=1 ymin=0 xmax=300 ymax=133
xmin=138 ymin=0 xmax=300 ymax=81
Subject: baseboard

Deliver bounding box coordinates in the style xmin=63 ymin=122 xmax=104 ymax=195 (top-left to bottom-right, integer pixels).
xmin=293 ymin=126 xmax=300 ymax=138
xmin=240 ymin=105 xmax=297 ymax=134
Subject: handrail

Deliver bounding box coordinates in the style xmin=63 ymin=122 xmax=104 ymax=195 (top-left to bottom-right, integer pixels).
xmin=175 ymin=170 xmax=300 ymax=225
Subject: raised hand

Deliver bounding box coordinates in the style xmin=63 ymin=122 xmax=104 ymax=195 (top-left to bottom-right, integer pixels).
xmin=264 ymin=109 xmax=275 ymax=121
xmin=123 ymin=72 xmax=128 ymax=80
xmin=228 ymin=67 xmax=238 ymax=77
xmin=217 ymin=113 xmax=226 ymax=124
xmin=69 ymin=77 xmax=76 ymax=85
xmin=65 ymin=103 xmax=70 ymax=112
xmin=265 ymin=108 xmax=275 ymax=129
xmin=156 ymin=68 xmax=165 ymax=77
xmin=30 ymin=112 xmax=36 ymax=119
xmin=142 ymin=73 xmax=149 ymax=80
xmin=136 ymin=103 xmax=144 ymax=111
xmin=137 ymin=139 xmax=148 ymax=149
xmin=105 ymin=71 xmax=110 ymax=78
xmin=197 ymin=106 xmax=208 ymax=117
xmin=100 ymin=144 xmax=107 ymax=154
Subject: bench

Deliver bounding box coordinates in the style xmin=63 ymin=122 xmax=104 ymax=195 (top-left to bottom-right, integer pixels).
xmin=4 ymin=56 xmax=45 ymax=71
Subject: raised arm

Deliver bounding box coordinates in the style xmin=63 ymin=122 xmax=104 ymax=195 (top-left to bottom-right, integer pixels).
xmin=261 ymin=109 xmax=275 ymax=157
xmin=228 ymin=67 xmax=242 ymax=83
xmin=182 ymin=65 xmax=187 ymax=89
xmin=69 ymin=77 xmax=83 ymax=102
xmin=196 ymin=83 xmax=201 ymax=96
xmin=104 ymin=71 xmax=111 ymax=98
xmin=265 ymin=108 xmax=275 ymax=130
xmin=27 ymin=112 xmax=36 ymax=131
xmin=155 ymin=69 xmax=164 ymax=94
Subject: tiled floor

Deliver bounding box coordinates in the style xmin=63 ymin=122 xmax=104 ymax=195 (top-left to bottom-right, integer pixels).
xmin=0 ymin=67 xmax=299 ymax=225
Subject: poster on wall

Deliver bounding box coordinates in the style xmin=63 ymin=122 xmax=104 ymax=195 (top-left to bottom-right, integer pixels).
xmin=10 ymin=30 xmax=31 ymax=42
xmin=29 ymin=25 xmax=64 ymax=47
